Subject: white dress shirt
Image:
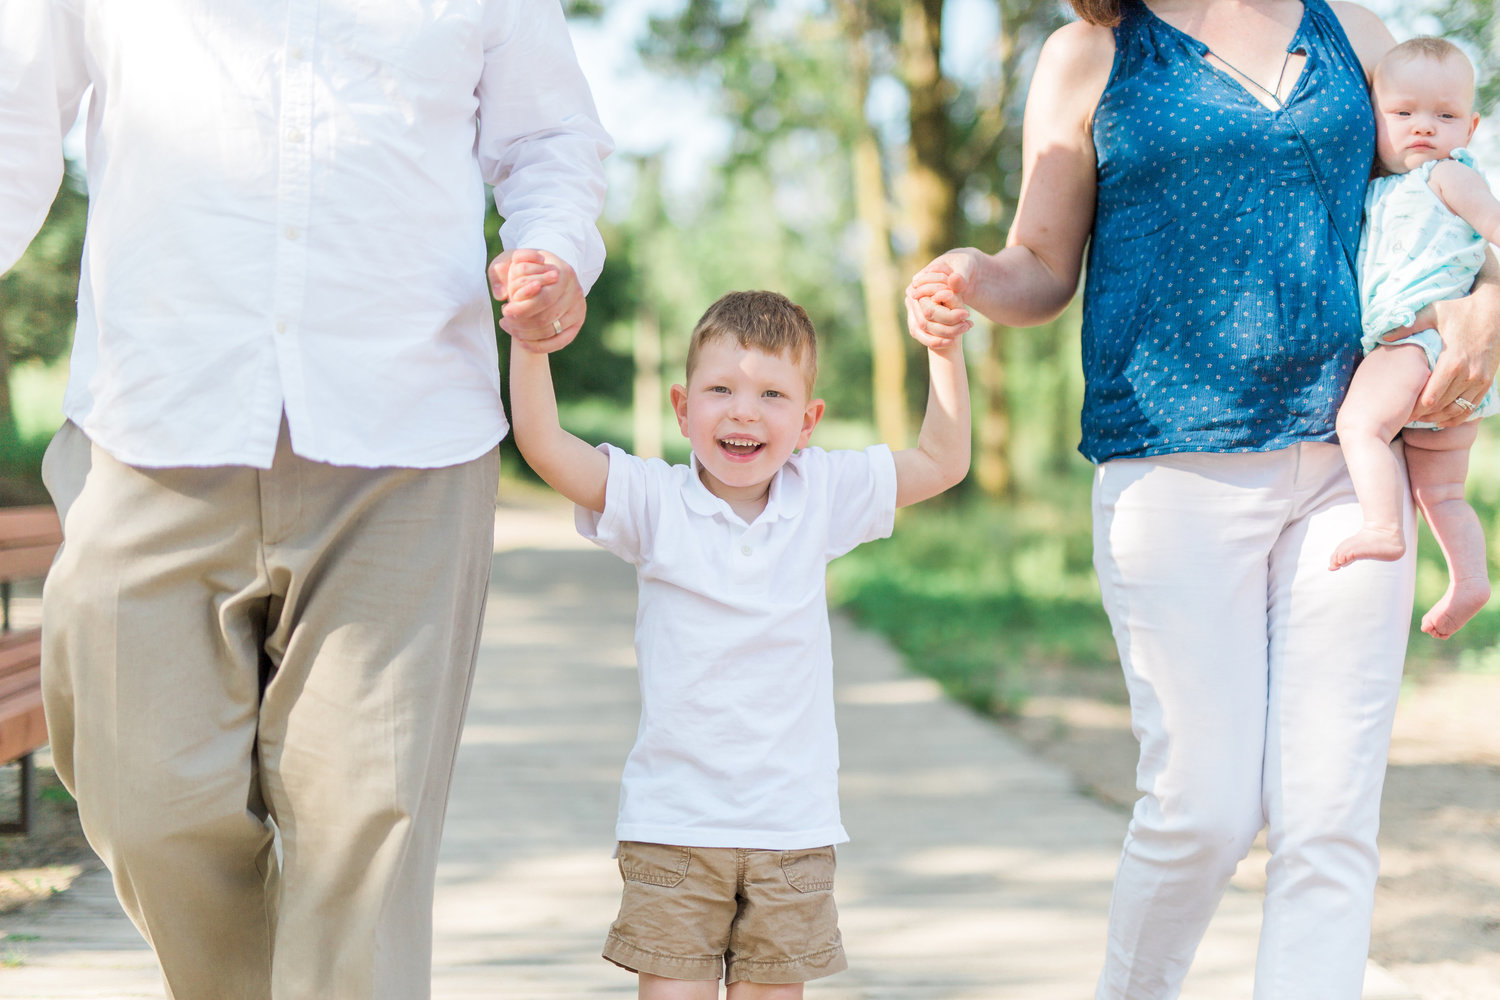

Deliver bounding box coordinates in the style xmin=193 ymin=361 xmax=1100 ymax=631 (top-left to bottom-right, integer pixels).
xmin=577 ymin=444 xmax=897 ymax=850
xmin=0 ymin=0 xmax=611 ymax=468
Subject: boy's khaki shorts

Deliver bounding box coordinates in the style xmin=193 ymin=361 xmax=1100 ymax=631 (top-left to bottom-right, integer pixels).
xmin=602 ymin=841 xmax=847 ymax=985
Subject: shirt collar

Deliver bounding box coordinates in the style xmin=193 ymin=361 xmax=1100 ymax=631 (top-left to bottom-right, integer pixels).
xmin=684 ymin=451 xmax=810 ymax=525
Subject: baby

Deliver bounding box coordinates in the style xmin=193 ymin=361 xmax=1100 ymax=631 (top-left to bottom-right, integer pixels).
xmin=1332 ymin=36 xmax=1500 ymax=639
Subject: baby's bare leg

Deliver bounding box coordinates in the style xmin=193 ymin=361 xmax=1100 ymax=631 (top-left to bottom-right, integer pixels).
xmin=1403 ymin=421 xmax=1490 ymax=638
xmin=1332 ymin=344 xmax=1432 ymax=569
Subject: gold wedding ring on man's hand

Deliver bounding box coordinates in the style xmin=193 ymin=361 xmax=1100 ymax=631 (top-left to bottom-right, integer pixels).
xmin=1455 ymin=396 xmax=1478 ymax=413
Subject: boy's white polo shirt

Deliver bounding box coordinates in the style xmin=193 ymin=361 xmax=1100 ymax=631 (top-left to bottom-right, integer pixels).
xmin=577 ymin=442 xmax=897 ymax=850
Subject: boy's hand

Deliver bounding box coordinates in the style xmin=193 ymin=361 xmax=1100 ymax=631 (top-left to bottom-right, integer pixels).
xmin=906 ymin=253 xmax=977 ymax=350
xmin=488 ymin=248 xmax=585 ymax=353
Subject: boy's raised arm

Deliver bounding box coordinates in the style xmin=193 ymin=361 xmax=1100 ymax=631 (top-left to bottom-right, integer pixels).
xmin=508 ymin=341 xmax=609 ymax=513
xmin=892 ymin=337 xmax=971 ymax=508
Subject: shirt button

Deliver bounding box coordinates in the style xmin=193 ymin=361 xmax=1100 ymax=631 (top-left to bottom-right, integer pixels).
xmin=285 ymin=227 xmax=300 ymax=241
xmin=289 ymin=45 xmax=305 ymax=61
xmin=275 ymin=320 xmax=288 ymax=335
xmin=740 ymin=545 xmax=753 ymax=556
xmin=286 ymin=128 xmax=304 ymax=143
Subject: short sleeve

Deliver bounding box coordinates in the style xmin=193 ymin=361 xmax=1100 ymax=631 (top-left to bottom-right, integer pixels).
xmin=819 ymin=444 xmax=897 ymax=560
xmin=574 ymin=443 xmax=663 ymax=565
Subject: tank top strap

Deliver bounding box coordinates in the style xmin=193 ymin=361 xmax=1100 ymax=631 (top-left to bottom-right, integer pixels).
xmin=1299 ymin=0 xmax=1362 ymax=69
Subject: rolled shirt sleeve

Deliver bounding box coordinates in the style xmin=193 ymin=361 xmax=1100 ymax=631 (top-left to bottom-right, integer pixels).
xmin=477 ymin=0 xmax=613 ymax=292
xmin=0 ymin=0 xmax=90 ymax=275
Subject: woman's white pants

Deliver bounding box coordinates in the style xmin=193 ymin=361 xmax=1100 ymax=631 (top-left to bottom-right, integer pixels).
xmin=1091 ymin=443 xmax=1416 ymax=1000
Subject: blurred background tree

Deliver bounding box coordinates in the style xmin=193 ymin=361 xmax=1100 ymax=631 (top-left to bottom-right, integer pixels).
xmin=0 ymin=168 xmax=84 ymax=445
xmin=6 ymin=0 xmax=1499 ymax=700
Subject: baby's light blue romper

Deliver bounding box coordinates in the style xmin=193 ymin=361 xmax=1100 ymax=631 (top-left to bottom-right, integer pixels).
xmin=1358 ymin=148 xmax=1495 ymax=421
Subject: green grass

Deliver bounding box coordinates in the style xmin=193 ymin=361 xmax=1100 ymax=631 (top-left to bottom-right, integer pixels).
xmin=0 ymin=359 xmax=68 ymax=494
xmin=829 ymin=486 xmax=1118 ymax=716
xmin=832 ymin=480 xmax=1500 ymax=718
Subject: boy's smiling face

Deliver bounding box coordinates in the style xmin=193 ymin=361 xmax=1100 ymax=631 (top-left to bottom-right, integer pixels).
xmin=671 ymin=337 xmax=825 ymax=510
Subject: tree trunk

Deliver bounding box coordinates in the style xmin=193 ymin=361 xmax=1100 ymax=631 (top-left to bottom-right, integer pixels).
xmin=899 ymin=0 xmax=957 ymax=273
xmin=633 ymin=308 xmax=663 ymax=459
xmin=838 ymin=0 xmax=909 ymax=447
xmin=974 ymin=323 xmax=1010 ymax=497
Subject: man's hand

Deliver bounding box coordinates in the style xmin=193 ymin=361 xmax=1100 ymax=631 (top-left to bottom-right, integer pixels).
xmin=488 ymin=248 xmax=586 ymax=353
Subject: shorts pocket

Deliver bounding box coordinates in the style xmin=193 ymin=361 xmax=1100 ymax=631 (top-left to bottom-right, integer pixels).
xmin=781 ymin=847 xmax=835 ymax=893
xmin=618 ymin=842 xmax=691 ymax=888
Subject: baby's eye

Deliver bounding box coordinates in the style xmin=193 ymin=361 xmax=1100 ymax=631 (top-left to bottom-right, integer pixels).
xmin=763 ymin=389 xmax=784 ymax=398
xmin=708 ymin=385 xmax=730 ymax=394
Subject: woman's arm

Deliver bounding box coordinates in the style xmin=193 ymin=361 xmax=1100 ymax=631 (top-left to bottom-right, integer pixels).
xmin=1408 ymin=255 xmax=1500 ymax=424
xmin=907 ymin=20 xmax=1114 ymax=338
xmin=1329 ymin=3 xmax=1397 ymax=79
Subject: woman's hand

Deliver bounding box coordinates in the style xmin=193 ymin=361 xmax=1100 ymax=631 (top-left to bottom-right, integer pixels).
xmin=906 ymin=252 xmax=980 ymax=350
xmin=1392 ymin=254 xmax=1500 ymax=425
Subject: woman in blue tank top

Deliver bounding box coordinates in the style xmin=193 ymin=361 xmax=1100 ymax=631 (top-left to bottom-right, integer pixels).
xmin=906 ymin=1 xmax=1500 ymax=997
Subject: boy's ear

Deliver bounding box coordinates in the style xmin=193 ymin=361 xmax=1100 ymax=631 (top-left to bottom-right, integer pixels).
xmin=797 ymin=398 xmax=826 ymax=450
xmin=1468 ymin=112 xmax=1481 ymax=143
xmin=670 ymin=384 xmax=690 ymax=437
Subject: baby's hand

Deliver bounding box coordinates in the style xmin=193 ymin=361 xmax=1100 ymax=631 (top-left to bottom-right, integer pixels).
xmin=905 ymin=258 xmax=972 ymax=351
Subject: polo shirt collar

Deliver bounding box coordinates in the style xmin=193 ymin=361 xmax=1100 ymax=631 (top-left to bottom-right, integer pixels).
xmin=684 ymin=451 xmax=810 ymax=524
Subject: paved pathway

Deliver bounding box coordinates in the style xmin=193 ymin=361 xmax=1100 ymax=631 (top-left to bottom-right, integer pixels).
xmin=0 ymin=500 xmax=1420 ymax=998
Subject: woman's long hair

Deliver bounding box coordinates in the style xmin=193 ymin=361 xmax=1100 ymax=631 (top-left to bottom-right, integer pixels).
xmin=1070 ymin=0 xmax=1122 ymax=26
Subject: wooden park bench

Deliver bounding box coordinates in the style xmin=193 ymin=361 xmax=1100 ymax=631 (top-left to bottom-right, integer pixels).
xmin=0 ymin=505 xmax=62 ymax=835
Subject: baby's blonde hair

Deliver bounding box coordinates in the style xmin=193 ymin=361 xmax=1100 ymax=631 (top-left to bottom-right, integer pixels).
xmin=685 ymin=291 xmax=819 ymax=393
xmin=1376 ymin=36 xmax=1475 ymax=86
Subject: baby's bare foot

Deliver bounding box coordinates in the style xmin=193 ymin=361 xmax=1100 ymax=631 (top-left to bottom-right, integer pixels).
xmin=1330 ymin=526 xmax=1406 ymax=570
xmin=1421 ymin=575 xmax=1492 ymax=639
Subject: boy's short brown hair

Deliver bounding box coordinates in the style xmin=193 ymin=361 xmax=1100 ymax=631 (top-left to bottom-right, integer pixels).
xmin=686 ymin=291 xmax=818 ymax=393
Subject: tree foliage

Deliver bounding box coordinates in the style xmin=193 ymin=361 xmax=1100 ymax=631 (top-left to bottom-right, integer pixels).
xmin=0 ymin=170 xmax=86 ymax=437
xmin=1427 ymin=0 xmax=1498 ymax=112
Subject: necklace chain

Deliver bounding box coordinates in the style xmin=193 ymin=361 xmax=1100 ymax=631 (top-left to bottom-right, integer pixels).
xmin=1205 ymin=44 xmax=1296 ymax=107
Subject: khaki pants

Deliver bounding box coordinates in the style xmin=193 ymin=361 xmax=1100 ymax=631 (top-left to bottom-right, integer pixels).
xmin=39 ymin=420 xmax=499 ymax=1000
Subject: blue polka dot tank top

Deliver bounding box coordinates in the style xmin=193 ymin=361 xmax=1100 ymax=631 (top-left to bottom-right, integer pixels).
xmin=1079 ymin=0 xmax=1374 ymax=463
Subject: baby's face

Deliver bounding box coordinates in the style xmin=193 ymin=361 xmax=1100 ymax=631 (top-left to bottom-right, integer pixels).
xmin=1372 ymin=55 xmax=1480 ymax=175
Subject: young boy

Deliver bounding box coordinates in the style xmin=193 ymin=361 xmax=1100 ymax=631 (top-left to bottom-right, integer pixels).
xmin=1329 ymin=37 xmax=1500 ymax=638
xmin=503 ymin=283 xmax=970 ymax=999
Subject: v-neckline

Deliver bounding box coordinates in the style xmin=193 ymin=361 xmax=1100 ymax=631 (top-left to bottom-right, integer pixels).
xmin=1142 ymin=1 xmax=1312 ymax=114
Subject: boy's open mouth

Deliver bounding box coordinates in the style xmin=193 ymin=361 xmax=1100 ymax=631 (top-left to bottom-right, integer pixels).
xmin=719 ymin=437 xmax=764 ymax=457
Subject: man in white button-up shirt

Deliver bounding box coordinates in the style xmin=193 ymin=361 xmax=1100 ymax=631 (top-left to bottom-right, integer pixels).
xmin=1 ymin=2 xmax=610 ymax=997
